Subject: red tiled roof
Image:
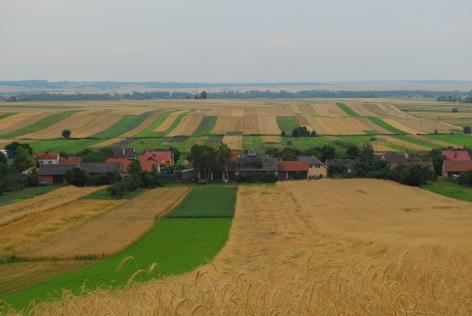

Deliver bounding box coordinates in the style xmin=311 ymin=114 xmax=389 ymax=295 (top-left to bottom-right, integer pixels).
xmin=443 ymin=160 xmax=472 ymax=173
xmin=231 ymin=151 xmax=240 ymax=161
xmin=59 ymin=156 xmax=81 ymax=165
xmin=278 ymin=161 xmax=309 ymax=172
xmin=140 ymin=157 xmax=160 ymax=172
xmin=35 ymin=152 xmax=59 ymax=160
xmin=140 ymin=151 xmax=173 ymax=165
xmin=105 ymin=157 xmax=132 ymax=172
xmin=442 ymin=150 xmax=471 ymax=161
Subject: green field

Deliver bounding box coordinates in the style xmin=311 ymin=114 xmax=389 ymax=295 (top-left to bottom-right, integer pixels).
xmin=192 ymin=116 xmax=217 ymax=136
xmin=422 ymin=180 xmax=472 ymax=202
xmin=391 ymin=135 xmax=439 ymax=149
xmin=368 ymin=117 xmax=407 ymax=134
xmin=2 ymin=186 xmax=235 ymax=310
xmin=336 ymin=102 xmax=360 ymax=117
xmin=0 ymin=111 xmax=76 ymax=138
xmin=167 ymin=185 xmax=237 ymax=218
xmin=93 ymin=112 xmax=153 ymax=139
xmin=424 ymin=134 xmax=472 ymax=148
xmin=160 ymin=111 xmax=189 ymax=136
xmin=276 ymin=116 xmax=299 ymax=134
xmin=136 ymin=112 xmax=170 ymax=137
xmin=0 ymin=185 xmax=61 ymax=206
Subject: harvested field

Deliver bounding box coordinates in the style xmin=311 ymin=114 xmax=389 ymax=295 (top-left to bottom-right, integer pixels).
xmin=21 ymin=111 xmax=123 ymax=139
xmin=309 ymin=117 xmax=372 ymax=135
xmin=310 ymin=102 xmax=346 ymax=117
xmin=119 ymin=111 xmax=161 ymax=137
xmin=168 ymin=111 xmax=204 ymax=137
xmin=242 ymin=110 xmax=259 ymax=135
xmin=213 ymin=116 xmax=244 ymax=135
xmin=29 ymin=187 xmax=190 ymax=259
xmin=256 ymin=110 xmax=280 ymax=135
xmin=222 ymin=135 xmax=243 ymax=150
xmin=25 ymin=179 xmax=472 ymax=315
xmin=382 ymin=118 xmax=421 ymax=134
xmin=0 ymin=186 xmax=104 ymax=228
xmin=0 ymin=112 xmax=51 ymax=135
xmin=377 ymin=135 xmax=431 ymax=151
xmin=0 ymin=199 xmax=125 ymax=257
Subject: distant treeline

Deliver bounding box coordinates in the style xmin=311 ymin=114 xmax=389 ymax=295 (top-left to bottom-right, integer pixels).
xmin=3 ymin=89 xmax=472 ymax=102
xmin=436 ymin=95 xmax=472 ymax=103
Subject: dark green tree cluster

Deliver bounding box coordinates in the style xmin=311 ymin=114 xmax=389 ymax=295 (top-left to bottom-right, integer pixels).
xmin=458 ymin=171 xmax=472 ymax=187
xmin=291 ymin=126 xmax=316 ymax=137
xmin=188 ymin=143 xmax=232 ymax=181
xmin=107 ymin=161 xmax=168 ymax=198
xmin=64 ymin=168 xmax=120 ymax=187
xmin=0 ymin=142 xmax=39 ymax=195
xmin=464 ymin=126 xmax=471 ymax=135
xmin=78 ymin=147 xmax=114 ymax=162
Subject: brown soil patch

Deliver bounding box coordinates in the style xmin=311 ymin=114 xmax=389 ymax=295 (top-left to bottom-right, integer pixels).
xmin=222 ymin=135 xmax=243 ymax=150
xmin=29 ymin=187 xmax=190 ymax=259
xmin=32 ymin=180 xmax=472 ymax=315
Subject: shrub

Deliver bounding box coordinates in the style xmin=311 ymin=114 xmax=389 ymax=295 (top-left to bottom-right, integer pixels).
xmin=65 ymin=167 xmax=89 ymax=187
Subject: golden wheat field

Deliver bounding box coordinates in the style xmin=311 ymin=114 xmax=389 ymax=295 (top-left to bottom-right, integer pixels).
xmin=23 ymin=179 xmax=472 ymax=315
xmin=28 ymin=187 xmax=189 ymax=259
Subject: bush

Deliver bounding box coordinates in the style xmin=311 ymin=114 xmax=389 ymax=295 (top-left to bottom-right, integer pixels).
xmin=464 ymin=126 xmax=471 ymax=135
xmin=458 ymin=171 xmax=472 ymax=187
xmin=394 ymin=165 xmax=434 ymax=186
xmin=65 ymin=167 xmax=89 ymax=186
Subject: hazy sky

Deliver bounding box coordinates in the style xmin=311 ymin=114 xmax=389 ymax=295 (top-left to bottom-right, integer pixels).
xmin=1 ymin=0 xmax=471 ymax=82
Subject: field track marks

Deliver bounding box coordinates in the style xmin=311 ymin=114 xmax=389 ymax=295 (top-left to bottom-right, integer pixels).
xmin=0 ymin=186 xmax=104 ymax=228
xmin=0 ymin=199 xmax=125 ymax=257
xmin=29 ymin=187 xmax=190 ymax=259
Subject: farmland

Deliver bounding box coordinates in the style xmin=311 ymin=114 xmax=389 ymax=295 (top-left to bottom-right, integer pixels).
xmin=1 ymin=185 xmax=236 ymax=310
xmin=10 ymin=179 xmax=472 ymax=315
xmin=0 ymin=99 xmax=470 ymax=154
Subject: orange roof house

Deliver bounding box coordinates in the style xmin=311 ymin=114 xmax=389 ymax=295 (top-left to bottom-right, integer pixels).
xmin=277 ymin=161 xmax=309 ymax=180
xmin=140 ymin=151 xmax=174 ymax=167
xmin=35 ymin=152 xmax=60 ymax=165
xmin=442 ymin=160 xmax=472 ymax=178
xmin=442 ymin=150 xmax=471 ymax=161
xmin=105 ymin=157 xmax=132 ymax=173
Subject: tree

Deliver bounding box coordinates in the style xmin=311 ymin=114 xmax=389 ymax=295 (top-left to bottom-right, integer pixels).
xmin=200 ymin=91 xmax=208 ymax=99
xmin=320 ymin=145 xmax=336 ymax=162
xmin=62 ymin=129 xmax=71 ymax=139
xmin=169 ymin=146 xmax=181 ymax=163
xmin=345 ymin=144 xmax=360 ymax=159
xmin=216 ymin=142 xmax=232 ymax=181
xmin=65 ymin=167 xmax=89 ymax=186
xmin=430 ymin=148 xmax=445 ymax=176
xmin=310 ymin=131 xmax=317 ymax=137
xmin=5 ymin=142 xmax=33 ymax=158
xmin=13 ymin=146 xmax=36 ymax=172
xmin=189 ymin=144 xmax=217 ymax=180
xmin=281 ymin=130 xmax=286 ymax=137
xmin=452 ymin=108 xmax=459 ymax=113
xmin=464 ymin=126 xmax=471 ymax=135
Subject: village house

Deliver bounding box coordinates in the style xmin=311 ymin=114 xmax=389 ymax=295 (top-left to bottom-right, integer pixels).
xmin=38 ymin=163 xmax=121 ymax=184
xmin=237 ymin=150 xmax=277 ymax=178
xmin=59 ymin=155 xmax=81 ymax=165
xmin=379 ymin=152 xmax=408 ymax=168
xmin=297 ymin=156 xmax=327 ymax=178
xmin=139 ymin=150 xmax=174 ymax=173
xmin=112 ymin=147 xmax=137 ymax=160
xmin=35 ymin=152 xmax=60 ymax=165
xmin=278 ymin=161 xmax=309 ymax=180
xmin=105 ymin=157 xmax=132 ymax=176
xmin=441 ymin=150 xmax=471 ymax=161
xmin=442 ymin=160 xmax=472 ymax=179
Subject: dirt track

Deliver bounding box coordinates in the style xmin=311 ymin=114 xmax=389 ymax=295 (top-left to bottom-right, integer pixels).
xmin=31 ymin=180 xmax=472 ymax=315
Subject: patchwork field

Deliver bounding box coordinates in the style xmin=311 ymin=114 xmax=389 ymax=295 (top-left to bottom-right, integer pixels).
xmin=0 ymin=98 xmax=471 ymax=154
xmin=11 ymin=179 xmax=472 ymax=315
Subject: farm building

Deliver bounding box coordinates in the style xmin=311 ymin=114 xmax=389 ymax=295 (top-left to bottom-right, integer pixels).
xmin=105 ymin=157 xmax=132 ymax=175
xmin=59 ymin=155 xmax=81 ymax=165
xmin=278 ymin=161 xmax=309 ymax=180
xmin=237 ymin=151 xmax=277 ymax=178
xmin=38 ymin=163 xmax=121 ymax=184
xmin=379 ymin=153 xmax=408 ymax=168
xmin=112 ymin=147 xmax=137 ymax=160
xmin=442 ymin=160 xmax=472 ymax=179
xmin=441 ymin=150 xmax=471 ymax=161
xmin=298 ymin=156 xmax=327 ymax=178
xmin=35 ymin=151 xmax=60 ymax=165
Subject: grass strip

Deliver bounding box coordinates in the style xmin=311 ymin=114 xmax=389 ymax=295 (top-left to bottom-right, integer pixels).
xmin=0 ymin=111 xmax=76 ymax=138
xmin=93 ymin=112 xmax=153 ymax=139
xmin=0 ymin=185 xmax=62 ymax=206
xmin=335 ymin=102 xmax=361 ymax=117
xmin=276 ymin=116 xmax=299 ymax=134
xmin=159 ymin=111 xmax=189 ymax=136
xmin=391 ymin=135 xmax=439 ymax=149
xmin=192 ymin=116 xmax=217 ymax=137
xmin=0 ymin=113 xmax=16 ymax=120
xmin=136 ymin=112 xmax=171 ymax=137
xmin=422 ymin=180 xmax=472 ymax=202
xmin=368 ymin=117 xmax=407 ymax=134
xmin=167 ymin=185 xmax=237 ymax=218
xmin=423 ymin=134 xmax=472 ymax=147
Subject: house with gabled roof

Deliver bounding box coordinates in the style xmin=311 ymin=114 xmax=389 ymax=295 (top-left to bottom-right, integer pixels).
xmin=278 ymin=161 xmax=309 ymax=180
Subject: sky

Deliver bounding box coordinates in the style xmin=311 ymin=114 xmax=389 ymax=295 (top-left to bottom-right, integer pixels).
xmin=1 ymin=0 xmax=471 ymax=82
